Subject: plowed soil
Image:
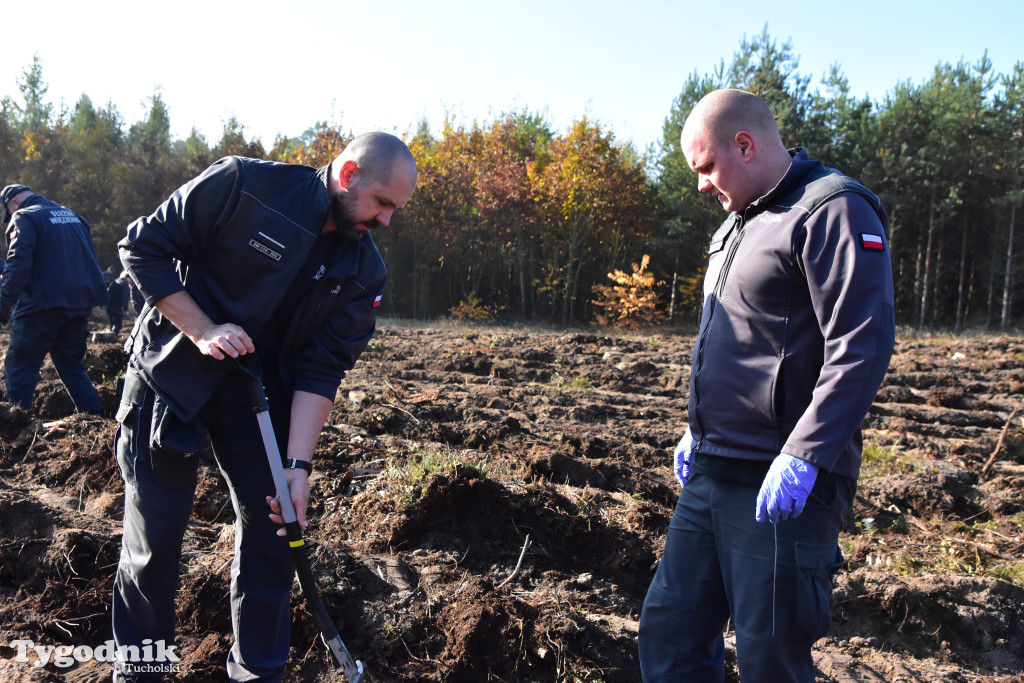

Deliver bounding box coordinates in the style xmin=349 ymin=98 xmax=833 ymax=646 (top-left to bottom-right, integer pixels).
xmin=0 ymin=321 xmax=1022 ymax=682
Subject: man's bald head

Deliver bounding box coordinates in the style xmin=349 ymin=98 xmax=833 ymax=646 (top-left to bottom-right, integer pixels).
xmin=328 ymin=132 xmax=418 ymax=239
xmin=337 ymin=132 xmax=417 ymax=187
xmin=678 ymin=90 xmax=793 ymax=213
xmin=682 ymin=89 xmax=781 ymax=152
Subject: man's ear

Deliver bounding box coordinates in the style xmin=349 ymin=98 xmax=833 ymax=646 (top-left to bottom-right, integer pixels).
xmin=338 ymin=160 xmax=359 ymax=189
xmin=735 ymin=131 xmax=755 ymax=160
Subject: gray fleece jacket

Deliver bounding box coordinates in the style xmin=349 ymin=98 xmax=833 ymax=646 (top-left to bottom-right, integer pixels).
xmin=689 ymin=148 xmax=895 ymax=480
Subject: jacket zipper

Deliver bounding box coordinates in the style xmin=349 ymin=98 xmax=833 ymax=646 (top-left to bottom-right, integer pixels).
xmin=692 ymin=214 xmax=748 ymax=456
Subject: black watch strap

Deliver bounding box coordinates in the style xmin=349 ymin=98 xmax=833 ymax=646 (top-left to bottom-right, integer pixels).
xmin=284 ymin=458 xmax=313 ymax=474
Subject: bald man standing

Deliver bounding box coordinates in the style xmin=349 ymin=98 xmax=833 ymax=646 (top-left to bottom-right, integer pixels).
xmin=639 ymin=90 xmax=895 ymax=681
xmin=112 ymin=133 xmax=417 ymax=682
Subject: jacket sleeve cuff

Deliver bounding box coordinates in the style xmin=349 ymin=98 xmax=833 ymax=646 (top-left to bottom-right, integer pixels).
xmin=293 ymin=377 xmax=341 ymax=403
xmin=140 ymin=281 xmax=187 ymax=307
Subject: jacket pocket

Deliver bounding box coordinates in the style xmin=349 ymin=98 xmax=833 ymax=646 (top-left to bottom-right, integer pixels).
xmin=150 ymin=394 xmax=206 ymax=457
xmin=137 ymin=327 xmax=231 ymax=423
xmin=118 ymin=367 xmax=202 ymax=458
xmin=770 ymin=355 xmax=786 ymax=429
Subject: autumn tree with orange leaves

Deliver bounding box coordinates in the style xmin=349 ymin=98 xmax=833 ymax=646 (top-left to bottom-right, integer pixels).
xmin=592 ymin=254 xmax=665 ymax=330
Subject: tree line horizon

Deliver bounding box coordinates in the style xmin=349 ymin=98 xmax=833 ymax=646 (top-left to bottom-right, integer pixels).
xmin=2 ymin=29 xmax=1022 ymax=332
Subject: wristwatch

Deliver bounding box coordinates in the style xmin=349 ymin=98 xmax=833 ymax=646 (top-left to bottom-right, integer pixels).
xmin=284 ymin=458 xmax=313 ymax=474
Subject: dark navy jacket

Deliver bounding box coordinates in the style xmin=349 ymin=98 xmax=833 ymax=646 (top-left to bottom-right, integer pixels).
xmin=0 ymin=194 xmax=108 ymax=319
xmin=689 ymin=149 xmax=895 ymax=480
xmin=119 ymin=156 xmax=386 ymax=423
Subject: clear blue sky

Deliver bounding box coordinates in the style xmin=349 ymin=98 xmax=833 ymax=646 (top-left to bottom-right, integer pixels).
xmin=2 ymin=0 xmax=1020 ymax=154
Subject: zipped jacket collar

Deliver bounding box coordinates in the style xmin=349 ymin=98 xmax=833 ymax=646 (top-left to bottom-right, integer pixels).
xmin=741 ymin=148 xmax=816 ymax=221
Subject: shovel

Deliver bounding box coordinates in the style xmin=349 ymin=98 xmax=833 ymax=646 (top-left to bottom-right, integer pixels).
xmin=235 ymin=358 xmax=364 ymax=682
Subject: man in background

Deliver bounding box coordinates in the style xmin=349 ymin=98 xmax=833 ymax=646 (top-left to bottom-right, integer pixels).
xmin=0 ymin=184 xmax=107 ymax=414
xmin=638 ymin=89 xmax=895 ymax=682
xmin=112 ymin=132 xmax=417 ymax=682
xmin=106 ymin=270 xmax=131 ymax=335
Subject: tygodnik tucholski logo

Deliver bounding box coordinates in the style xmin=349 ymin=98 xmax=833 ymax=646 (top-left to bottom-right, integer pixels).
xmin=9 ymin=638 xmax=180 ymax=673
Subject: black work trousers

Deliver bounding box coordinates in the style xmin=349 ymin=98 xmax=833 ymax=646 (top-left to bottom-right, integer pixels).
xmin=111 ymin=369 xmax=294 ymax=682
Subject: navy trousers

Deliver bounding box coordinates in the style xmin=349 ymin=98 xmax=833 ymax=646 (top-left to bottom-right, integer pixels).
xmin=111 ymin=369 xmax=295 ymax=681
xmin=107 ymin=305 xmax=124 ymax=335
xmin=4 ymin=307 xmax=102 ymax=414
xmin=638 ymin=470 xmax=853 ymax=682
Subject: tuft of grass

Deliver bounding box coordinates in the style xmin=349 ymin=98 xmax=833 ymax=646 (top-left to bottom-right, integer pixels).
xmin=951 ymin=519 xmax=997 ymax=537
xmin=890 ymin=551 xmax=924 ymax=575
xmin=379 ymin=447 xmax=484 ymax=505
xmin=839 ymin=535 xmax=873 ymax=568
xmin=860 ymin=440 xmax=916 ymax=478
xmin=536 ymin=373 xmax=592 ymax=391
xmin=935 ymin=537 xmax=982 ymax=575
xmin=988 ymin=562 xmax=1024 ymax=587
xmin=558 ymin=486 xmax=638 ymax=526
xmin=567 ymin=377 xmax=592 ymax=390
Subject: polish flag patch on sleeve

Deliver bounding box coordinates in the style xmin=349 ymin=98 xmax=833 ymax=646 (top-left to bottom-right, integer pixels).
xmin=373 ymin=294 xmax=382 ymax=308
xmin=860 ymin=233 xmax=885 ymax=251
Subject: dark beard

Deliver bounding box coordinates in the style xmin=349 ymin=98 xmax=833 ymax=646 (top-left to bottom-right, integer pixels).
xmin=330 ymin=191 xmax=362 ymax=241
xmin=330 ymin=191 xmax=380 ymax=242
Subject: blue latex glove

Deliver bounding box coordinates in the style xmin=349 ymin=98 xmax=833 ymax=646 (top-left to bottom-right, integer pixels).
xmin=673 ymin=428 xmax=694 ymax=488
xmin=755 ymin=453 xmax=818 ymax=524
